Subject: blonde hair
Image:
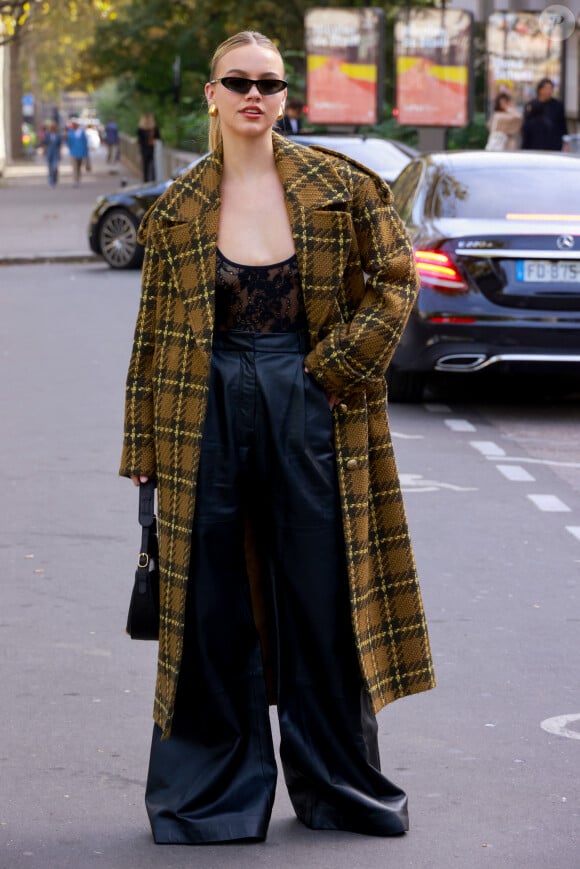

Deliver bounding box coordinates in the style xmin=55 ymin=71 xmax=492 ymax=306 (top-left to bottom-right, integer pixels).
xmin=207 ymin=31 xmax=284 ymax=152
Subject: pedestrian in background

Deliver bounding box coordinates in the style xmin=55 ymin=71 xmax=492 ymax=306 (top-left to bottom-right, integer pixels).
xmin=274 ymin=97 xmax=304 ymax=134
xmin=104 ymin=118 xmax=120 ymax=163
xmin=137 ymin=112 xmax=160 ymax=181
xmin=523 ymin=78 xmax=567 ymax=150
xmin=66 ymin=117 xmax=89 ymax=186
xmin=485 ymin=92 xmax=522 ymax=151
xmin=522 ymin=100 xmax=548 ymax=150
xmin=121 ymin=29 xmax=434 ymax=846
xmin=42 ymin=120 xmax=62 ymax=187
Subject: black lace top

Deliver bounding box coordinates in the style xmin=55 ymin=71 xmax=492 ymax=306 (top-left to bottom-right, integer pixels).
xmin=214 ymin=248 xmax=308 ymax=333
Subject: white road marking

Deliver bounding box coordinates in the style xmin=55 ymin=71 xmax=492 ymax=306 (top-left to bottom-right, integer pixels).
xmin=423 ymin=403 xmax=451 ymax=413
xmin=470 ymin=441 xmax=506 ymax=457
xmin=496 ymin=465 xmax=536 ymax=482
xmin=540 ymin=714 xmax=580 ymax=741
xmin=566 ymin=527 xmax=580 ymax=542
xmin=400 ymin=473 xmax=477 ymax=493
xmin=445 ymin=419 xmax=477 ymax=432
xmin=391 ymin=431 xmax=425 ymax=440
xmin=527 ymin=494 xmax=571 ymax=513
xmin=492 ymin=455 xmax=580 ymax=470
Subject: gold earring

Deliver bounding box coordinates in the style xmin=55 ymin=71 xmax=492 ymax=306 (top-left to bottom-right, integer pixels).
xmin=208 ymin=104 xmax=218 ymax=117
xmin=277 ymin=106 xmax=285 ymax=120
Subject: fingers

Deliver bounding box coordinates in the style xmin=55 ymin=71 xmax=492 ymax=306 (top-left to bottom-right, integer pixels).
xmin=130 ymin=474 xmax=149 ymax=486
xmin=303 ymin=367 xmax=342 ymax=410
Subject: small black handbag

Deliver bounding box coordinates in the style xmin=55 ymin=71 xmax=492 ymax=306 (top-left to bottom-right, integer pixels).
xmin=126 ymin=480 xmax=160 ymax=640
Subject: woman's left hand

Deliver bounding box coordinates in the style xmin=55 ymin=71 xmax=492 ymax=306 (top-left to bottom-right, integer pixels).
xmin=305 ymin=366 xmax=342 ymax=410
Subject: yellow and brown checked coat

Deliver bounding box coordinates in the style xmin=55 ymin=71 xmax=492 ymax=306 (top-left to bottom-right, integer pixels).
xmin=120 ymin=133 xmax=435 ymax=739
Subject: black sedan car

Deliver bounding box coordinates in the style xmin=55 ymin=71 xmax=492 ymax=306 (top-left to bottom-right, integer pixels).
xmin=87 ymin=160 xmax=201 ymax=269
xmin=88 ymin=137 xmax=415 ymax=269
xmin=388 ymin=150 xmax=580 ymax=401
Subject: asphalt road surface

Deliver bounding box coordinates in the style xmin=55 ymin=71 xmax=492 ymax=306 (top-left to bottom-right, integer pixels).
xmin=1 ymin=263 xmax=579 ymax=869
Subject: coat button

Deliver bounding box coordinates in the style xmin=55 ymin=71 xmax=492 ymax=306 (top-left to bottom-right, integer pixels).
xmin=346 ymin=458 xmax=358 ymax=470
xmin=339 ymin=403 xmax=348 ymax=412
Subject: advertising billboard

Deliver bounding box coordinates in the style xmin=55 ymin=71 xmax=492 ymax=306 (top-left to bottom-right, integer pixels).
xmin=394 ymin=8 xmax=473 ymax=127
xmin=486 ymin=12 xmax=565 ymax=112
xmin=305 ymin=8 xmax=384 ymax=126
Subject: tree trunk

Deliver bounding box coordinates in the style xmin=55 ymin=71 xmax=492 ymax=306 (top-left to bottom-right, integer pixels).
xmin=9 ymin=34 xmax=23 ymax=160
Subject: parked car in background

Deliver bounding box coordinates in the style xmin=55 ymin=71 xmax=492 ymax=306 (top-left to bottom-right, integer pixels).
xmin=387 ymin=150 xmax=580 ymax=401
xmin=289 ymin=134 xmax=417 ymax=184
xmin=88 ymin=159 xmax=202 ymax=268
xmin=88 ymin=137 xmax=415 ymax=269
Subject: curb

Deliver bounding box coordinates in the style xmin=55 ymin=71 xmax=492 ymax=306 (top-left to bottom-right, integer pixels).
xmin=0 ymin=254 xmax=103 ymax=267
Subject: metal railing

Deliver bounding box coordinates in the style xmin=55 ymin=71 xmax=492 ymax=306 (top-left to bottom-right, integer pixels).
xmin=119 ymin=133 xmax=201 ymax=182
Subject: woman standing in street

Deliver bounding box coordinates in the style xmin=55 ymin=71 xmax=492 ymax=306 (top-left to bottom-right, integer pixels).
xmin=121 ymin=30 xmax=435 ymax=845
xmin=136 ymin=112 xmax=160 ymax=181
xmin=486 ymin=92 xmax=522 ymax=151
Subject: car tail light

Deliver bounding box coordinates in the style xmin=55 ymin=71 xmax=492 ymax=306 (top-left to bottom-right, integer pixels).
xmin=415 ymin=249 xmax=468 ymax=293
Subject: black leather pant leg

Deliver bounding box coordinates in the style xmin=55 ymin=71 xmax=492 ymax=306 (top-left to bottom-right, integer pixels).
xmin=145 ymin=344 xmax=277 ymax=844
xmin=253 ymin=350 xmax=409 ymax=836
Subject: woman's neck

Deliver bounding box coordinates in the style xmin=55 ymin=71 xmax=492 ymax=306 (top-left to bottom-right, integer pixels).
xmin=221 ymin=132 xmax=276 ymax=182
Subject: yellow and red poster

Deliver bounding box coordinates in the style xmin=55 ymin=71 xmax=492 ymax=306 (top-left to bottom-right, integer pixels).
xmin=394 ymin=8 xmax=473 ymax=127
xmin=305 ymin=8 xmax=384 ymax=126
xmin=486 ymin=12 xmax=565 ymax=114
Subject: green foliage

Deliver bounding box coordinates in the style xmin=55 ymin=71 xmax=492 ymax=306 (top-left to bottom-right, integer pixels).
xmin=447 ymin=112 xmax=488 ymax=150
xmin=22 ymin=0 xmax=490 ymax=155
xmin=362 ymin=113 xmax=419 ymax=148
xmin=17 ymin=0 xmax=119 ymax=107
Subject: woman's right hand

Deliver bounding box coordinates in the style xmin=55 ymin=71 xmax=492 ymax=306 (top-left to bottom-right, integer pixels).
xmin=130 ymin=475 xmax=149 ymax=486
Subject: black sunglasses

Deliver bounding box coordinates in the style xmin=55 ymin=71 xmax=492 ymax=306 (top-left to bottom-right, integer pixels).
xmin=210 ymin=77 xmax=287 ymax=96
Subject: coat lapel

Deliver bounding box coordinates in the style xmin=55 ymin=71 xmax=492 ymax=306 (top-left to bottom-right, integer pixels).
xmin=151 ymin=136 xmax=354 ymax=351
xmin=153 ymin=152 xmax=223 ymax=353
xmin=273 ymin=135 xmax=354 ymax=338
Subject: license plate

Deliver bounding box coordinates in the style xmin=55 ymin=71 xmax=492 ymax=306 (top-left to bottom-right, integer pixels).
xmin=516 ymin=260 xmax=580 ymax=282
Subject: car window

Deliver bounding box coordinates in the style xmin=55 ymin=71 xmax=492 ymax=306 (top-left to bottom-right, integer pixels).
xmin=296 ymin=137 xmax=410 ymax=179
xmin=329 ymin=140 xmax=410 ymax=176
xmin=431 ymin=167 xmax=580 ymax=219
xmin=392 ymin=162 xmax=423 ymax=224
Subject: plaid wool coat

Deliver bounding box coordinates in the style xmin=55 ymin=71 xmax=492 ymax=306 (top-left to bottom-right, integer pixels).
xmin=120 ymin=133 xmax=435 ymax=739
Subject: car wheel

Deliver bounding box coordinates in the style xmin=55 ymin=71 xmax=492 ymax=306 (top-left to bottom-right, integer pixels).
xmin=386 ymin=366 xmax=426 ymax=403
xmin=98 ymin=208 xmax=143 ymax=269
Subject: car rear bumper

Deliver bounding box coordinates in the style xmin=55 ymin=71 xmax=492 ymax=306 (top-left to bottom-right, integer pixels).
xmin=393 ymin=315 xmax=580 ymax=374
xmin=433 ymin=350 xmax=580 ymax=373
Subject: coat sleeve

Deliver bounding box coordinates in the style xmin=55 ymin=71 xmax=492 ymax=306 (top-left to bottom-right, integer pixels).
xmin=119 ymin=224 xmax=161 ymax=479
xmin=303 ymin=170 xmax=419 ymax=395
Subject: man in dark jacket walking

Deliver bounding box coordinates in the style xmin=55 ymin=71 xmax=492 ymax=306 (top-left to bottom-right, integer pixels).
xmin=523 ymin=78 xmax=567 ymax=150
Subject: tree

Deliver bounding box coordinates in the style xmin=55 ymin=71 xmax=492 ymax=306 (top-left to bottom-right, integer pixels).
xmin=1 ymin=1 xmax=40 ymax=46
xmin=9 ymin=0 xmax=119 ymax=159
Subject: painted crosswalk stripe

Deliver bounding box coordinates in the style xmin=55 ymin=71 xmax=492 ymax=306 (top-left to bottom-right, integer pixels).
xmin=496 ymin=465 xmax=535 ymax=482
xmin=566 ymin=527 xmax=580 ymax=542
xmin=528 ymin=495 xmax=571 ymax=513
xmin=470 ymin=441 xmax=506 ymax=457
xmin=445 ymin=419 xmax=477 ymax=432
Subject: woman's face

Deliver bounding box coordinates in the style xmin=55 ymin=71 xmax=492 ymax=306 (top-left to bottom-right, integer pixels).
xmin=205 ymin=43 xmax=286 ymax=141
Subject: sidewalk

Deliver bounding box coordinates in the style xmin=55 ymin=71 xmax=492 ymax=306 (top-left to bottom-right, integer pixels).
xmin=0 ymin=146 xmax=141 ymax=264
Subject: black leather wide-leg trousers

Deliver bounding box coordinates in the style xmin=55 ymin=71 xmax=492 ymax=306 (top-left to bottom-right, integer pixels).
xmin=145 ymin=331 xmax=408 ymax=844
